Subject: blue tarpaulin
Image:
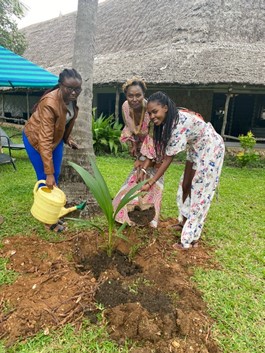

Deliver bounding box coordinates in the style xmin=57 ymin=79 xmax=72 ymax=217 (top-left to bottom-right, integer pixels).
xmin=0 ymin=46 xmax=58 ymax=88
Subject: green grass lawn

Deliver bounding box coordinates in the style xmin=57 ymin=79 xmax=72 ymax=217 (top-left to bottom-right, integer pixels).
xmin=0 ymin=135 xmax=264 ymax=352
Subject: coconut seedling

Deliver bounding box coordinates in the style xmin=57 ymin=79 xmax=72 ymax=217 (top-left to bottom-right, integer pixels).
xmin=68 ymin=158 xmax=147 ymax=256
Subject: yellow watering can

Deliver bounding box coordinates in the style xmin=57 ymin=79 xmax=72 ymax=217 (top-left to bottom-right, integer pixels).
xmin=31 ymin=180 xmax=86 ymax=224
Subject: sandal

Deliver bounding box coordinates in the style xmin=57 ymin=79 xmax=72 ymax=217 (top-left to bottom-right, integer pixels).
xmin=46 ymin=222 xmax=67 ymax=233
xmin=57 ymin=219 xmax=67 ymax=226
xmin=173 ymin=241 xmax=198 ymax=250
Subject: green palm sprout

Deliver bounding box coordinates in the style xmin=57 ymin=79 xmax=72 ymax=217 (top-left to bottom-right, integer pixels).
xmin=68 ymin=158 xmax=147 ymax=256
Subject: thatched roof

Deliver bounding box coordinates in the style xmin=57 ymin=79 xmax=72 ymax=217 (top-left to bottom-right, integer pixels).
xmin=21 ymin=0 xmax=265 ymax=87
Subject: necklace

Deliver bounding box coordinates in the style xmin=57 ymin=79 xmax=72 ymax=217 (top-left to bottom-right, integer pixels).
xmin=131 ymin=101 xmax=146 ymax=135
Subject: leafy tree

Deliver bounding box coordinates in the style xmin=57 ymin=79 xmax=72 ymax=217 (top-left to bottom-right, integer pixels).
xmin=0 ymin=0 xmax=27 ymax=54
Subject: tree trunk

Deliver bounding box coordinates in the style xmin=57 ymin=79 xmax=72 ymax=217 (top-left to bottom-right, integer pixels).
xmin=59 ymin=0 xmax=99 ymax=215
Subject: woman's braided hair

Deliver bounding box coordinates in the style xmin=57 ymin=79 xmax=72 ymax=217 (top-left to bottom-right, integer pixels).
xmin=147 ymin=91 xmax=179 ymax=160
xmin=31 ymin=68 xmax=82 ymax=113
xmin=58 ymin=68 xmax=82 ymax=85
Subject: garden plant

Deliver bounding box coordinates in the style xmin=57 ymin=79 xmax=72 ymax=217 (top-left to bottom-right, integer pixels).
xmin=68 ymin=158 xmax=147 ymax=256
xmin=236 ymin=130 xmax=260 ymax=167
xmin=92 ymin=109 xmax=127 ymax=155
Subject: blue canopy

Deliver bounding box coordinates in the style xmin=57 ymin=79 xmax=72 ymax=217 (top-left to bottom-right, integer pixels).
xmin=0 ymin=46 xmax=58 ymax=88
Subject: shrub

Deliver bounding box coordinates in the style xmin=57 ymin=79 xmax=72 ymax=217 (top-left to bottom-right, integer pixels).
xmin=92 ymin=109 xmax=127 ymax=155
xmin=236 ymin=131 xmax=260 ymax=167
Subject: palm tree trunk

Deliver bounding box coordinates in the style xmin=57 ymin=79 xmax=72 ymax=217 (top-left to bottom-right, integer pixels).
xmin=59 ymin=0 xmax=99 ymax=215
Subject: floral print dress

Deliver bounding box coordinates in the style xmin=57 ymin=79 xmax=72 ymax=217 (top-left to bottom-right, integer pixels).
xmin=141 ymin=109 xmax=225 ymax=247
xmin=113 ymin=101 xmax=164 ymax=228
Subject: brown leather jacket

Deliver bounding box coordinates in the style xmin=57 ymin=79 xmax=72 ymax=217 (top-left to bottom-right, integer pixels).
xmin=24 ymin=88 xmax=79 ymax=175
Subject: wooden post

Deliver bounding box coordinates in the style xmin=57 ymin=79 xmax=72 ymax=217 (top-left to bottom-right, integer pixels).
xmin=1 ymin=93 xmax=4 ymax=116
xmin=26 ymin=91 xmax=30 ymax=119
xmin=221 ymin=93 xmax=232 ymax=138
xmin=228 ymin=95 xmax=235 ymax=135
xmin=115 ymin=86 xmax=120 ymax=122
xmin=251 ymin=96 xmax=258 ymax=129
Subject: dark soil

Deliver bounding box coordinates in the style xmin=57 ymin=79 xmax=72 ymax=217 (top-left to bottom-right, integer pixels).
xmin=128 ymin=205 xmax=156 ymax=226
xmin=0 ymin=218 xmax=221 ymax=352
xmin=75 ymin=248 xmax=142 ymax=279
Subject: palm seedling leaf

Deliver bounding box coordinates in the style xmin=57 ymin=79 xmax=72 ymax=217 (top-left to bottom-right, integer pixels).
xmin=88 ymin=157 xmax=114 ymax=221
xmin=114 ymin=179 xmax=148 ymax=217
xmin=68 ymin=160 xmax=113 ymax=223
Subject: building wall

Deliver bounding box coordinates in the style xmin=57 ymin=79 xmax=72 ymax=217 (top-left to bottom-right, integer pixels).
xmin=94 ymin=86 xmax=214 ymax=122
xmin=0 ymin=93 xmax=40 ymax=118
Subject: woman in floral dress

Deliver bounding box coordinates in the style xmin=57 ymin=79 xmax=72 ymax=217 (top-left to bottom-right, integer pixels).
xmin=173 ymin=110 xmax=205 ymax=232
xmin=140 ymin=91 xmax=225 ymax=249
xmin=113 ymin=78 xmax=163 ymax=227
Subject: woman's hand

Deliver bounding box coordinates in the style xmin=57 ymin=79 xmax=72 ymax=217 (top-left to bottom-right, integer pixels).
xmin=141 ymin=180 xmax=153 ymax=192
xmin=67 ymin=139 xmax=79 ymax=149
xmin=137 ymin=168 xmax=148 ymax=183
xmin=136 ymin=158 xmax=153 ymax=182
xmin=46 ymin=174 xmax=56 ymax=189
xmin=134 ymin=159 xmax=142 ymax=169
xmin=130 ymin=142 xmax=137 ymax=157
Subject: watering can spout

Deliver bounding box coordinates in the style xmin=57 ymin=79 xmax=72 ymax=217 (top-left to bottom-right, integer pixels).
xmin=59 ymin=206 xmax=77 ymax=218
xmin=58 ymin=201 xmax=87 ymax=218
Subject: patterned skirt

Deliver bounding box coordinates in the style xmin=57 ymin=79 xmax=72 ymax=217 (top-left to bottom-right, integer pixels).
xmin=113 ymin=167 xmax=164 ymax=228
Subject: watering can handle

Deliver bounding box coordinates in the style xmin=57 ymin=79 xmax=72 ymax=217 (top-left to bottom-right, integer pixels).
xmin=33 ymin=180 xmax=47 ymax=195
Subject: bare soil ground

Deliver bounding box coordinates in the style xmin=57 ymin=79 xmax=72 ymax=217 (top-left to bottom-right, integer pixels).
xmin=0 ymin=218 xmax=221 ymax=353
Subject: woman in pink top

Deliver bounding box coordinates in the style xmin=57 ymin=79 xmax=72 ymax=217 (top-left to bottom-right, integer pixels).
xmin=113 ymin=77 xmax=163 ymax=227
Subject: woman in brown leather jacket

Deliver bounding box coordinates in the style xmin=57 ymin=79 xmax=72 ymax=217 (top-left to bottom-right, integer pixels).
xmin=23 ymin=68 xmax=82 ymax=232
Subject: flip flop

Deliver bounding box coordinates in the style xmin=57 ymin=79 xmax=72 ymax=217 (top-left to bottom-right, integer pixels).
xmin=173 ymin=241 xmax=198 ymax=250
xmin=57 ymin=219 xmax=67 ymax=226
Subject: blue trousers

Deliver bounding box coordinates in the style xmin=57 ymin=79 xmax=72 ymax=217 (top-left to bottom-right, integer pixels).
xmin=23 ymin=131 xmax=64 ymax=184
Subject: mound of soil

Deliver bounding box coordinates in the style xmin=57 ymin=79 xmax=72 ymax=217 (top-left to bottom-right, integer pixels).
xmin=0 ymin=218 xmax=220 ymax=352
xmin=128 ymin=205 xmax=156 ymax=226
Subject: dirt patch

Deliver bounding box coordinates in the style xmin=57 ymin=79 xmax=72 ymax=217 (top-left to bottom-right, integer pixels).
xmin=0 ymin=235 xmax=97 ymax=347
xmin=128 ymin=205 xmax=156 ymax=226
xmin=75 ymin=248 xmax=142 ymax=279
xmin=0 ymin=218 xmax=220 ymax=352
xmin=95 ymin=279 xmax=174 ymax=314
